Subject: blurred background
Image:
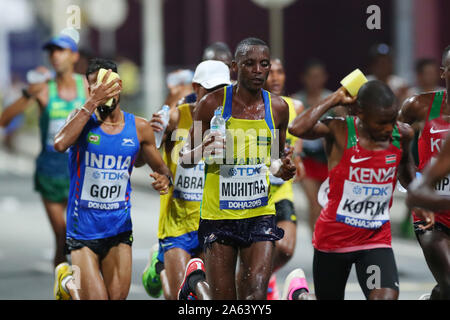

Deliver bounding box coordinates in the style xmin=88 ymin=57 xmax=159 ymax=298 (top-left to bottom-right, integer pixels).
xmin=0 ymin=0 xmax=448 ymax=300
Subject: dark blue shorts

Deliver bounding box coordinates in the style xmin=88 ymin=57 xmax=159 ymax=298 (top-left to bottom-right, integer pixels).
xmin=198 ymin=215 xmax=284 ymax=250
xmin=157 ymin=231 xmax=202 ymax=263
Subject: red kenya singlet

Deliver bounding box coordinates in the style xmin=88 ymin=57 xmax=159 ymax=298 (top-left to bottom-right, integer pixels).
xmin=415 ymin=91 xmax=450 ymax=227
xmin=313 ymin=116 xmax=402 ymax=252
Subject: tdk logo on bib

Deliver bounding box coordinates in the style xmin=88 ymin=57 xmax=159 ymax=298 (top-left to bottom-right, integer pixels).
xmin=228 ymin=167 xmax=261 ymax=177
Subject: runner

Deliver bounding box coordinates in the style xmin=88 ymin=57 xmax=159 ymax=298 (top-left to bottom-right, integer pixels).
xmin=143 ymin=60 xmax=231 ymax=300
xmin=399 ymin=45 xmax=450 ymax=300
xmin=180 ymin=42 xmax=233 ymax=105
xmin=0 ymin=34 xmax=87 ymax=298
xmin=263 ymin=58 xmax=305 ymax=299
xmin=407 ymin=134 xmax=450 ymax=211
xmin=53 ymin=58 xmax=172 ymax=300
xmin=289 ymin=80 xmax=420 ymax=300
xmin=179 ymin=37 xmax=296 ymax=300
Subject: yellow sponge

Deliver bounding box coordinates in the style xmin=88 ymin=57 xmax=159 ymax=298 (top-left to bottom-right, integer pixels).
xmin=97 ymin=68 xmax=120 ymax=107
xmin=340 ymin=69 xmax=368 ymax=97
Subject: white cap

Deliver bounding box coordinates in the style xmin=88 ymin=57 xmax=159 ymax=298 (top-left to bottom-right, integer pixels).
xmin=192 ymin=60 xmax=231 ymax=89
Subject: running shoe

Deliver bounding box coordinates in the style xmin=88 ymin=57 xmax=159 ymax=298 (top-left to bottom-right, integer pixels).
xmin=178 ymin=258 xmax=206 ymax=300
xmin=418 ymin=293 xmax=431 ymax=300
xmin=53 ymin=262 xmax=72 ymax=300
xmin=142 ymin=244 xmax=163 ymax=298
xmin=281 ymin=268 xmax=310 ymax=300
xmin=267 ymin=274 xmax=280 ymax=300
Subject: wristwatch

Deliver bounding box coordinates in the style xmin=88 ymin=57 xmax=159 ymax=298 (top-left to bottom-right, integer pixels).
xmin=22 ymin=88 xmax=32 ymax=99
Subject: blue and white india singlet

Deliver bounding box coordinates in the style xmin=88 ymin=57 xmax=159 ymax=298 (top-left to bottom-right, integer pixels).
xmin=66 ymin=111 xmax=140 ymax=240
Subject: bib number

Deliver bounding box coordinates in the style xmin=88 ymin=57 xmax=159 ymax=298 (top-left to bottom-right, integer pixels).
xmin=219 ymin=164 xmax=269 ymax=210
xmin=336 ymin=180 xmax=392 ymax=229
xmin=173 ymin=161 xmax=205 ymax=202
xmin=80 ymin=167 xmax=129 ymax=210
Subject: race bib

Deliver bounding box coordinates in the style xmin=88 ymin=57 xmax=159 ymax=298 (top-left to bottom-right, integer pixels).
xmin=80 ymin=167 xmax=129 ymax=210
xmin=173 ymin=161 xmax=205 ymax=202
xmin=430 ymin=158 xmax=450 ymax=196
xmin=336 ymin=180 xmax=392 ymax=229
xmin=219 ymin=164 xmax=269 ymax=210
xmin=46 ymin=119 xmax=66 ymax=152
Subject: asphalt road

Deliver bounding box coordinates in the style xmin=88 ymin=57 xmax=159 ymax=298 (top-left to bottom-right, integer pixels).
xmin=0 ymin=149 xmax=436 ymax=300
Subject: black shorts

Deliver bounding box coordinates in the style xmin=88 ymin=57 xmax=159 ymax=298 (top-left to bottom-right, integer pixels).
xmin=65 ymin=231 xmax=133 ymax=260
xmin=313 ymin=247 xmax=399 ymax=300
xmin=198 ymin=215 xmax=284 ymax=250
xmin=275 ymin=200 xmax=297 ymax=224
xmin=414 ymin=221 xmax=450 ymax=237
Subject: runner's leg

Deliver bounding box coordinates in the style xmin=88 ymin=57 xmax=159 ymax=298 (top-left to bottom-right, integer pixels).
xmin=101 ymin=243 xmax=132 ymax=300
xmin=313 ymin=249 xmax=353 ymax=300
xmin=416 ymin=227 xmax=450 ymax=299
xmin=71 ymin=247 xmax=109 ymax=300
xmin=164 ymin=248 xmax=191 ymax=300
xmin=42 ymin=198 xmax=67 ymax=267
xmin=273 ymin=220 xmax=296 ymax=271
xmin=237 ymin=241 xmax=274 ymax=300
xmin=354 ymin=248 xmax=399 ymax=300
xmin=204 ymin=242 xmax=238 ymax=299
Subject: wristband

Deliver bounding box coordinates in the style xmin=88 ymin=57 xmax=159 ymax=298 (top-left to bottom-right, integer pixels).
xmin=80 ymin=106 xmax=92 ymax=115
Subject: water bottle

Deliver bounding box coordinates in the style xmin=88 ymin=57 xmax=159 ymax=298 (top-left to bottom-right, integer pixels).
xmin=209 ymin=106 xmax=226 ymax=161
xmin=154 ymin=105 xmax=170 ymax=149
xmin=26 ymin=70 xmax=53 ymax=84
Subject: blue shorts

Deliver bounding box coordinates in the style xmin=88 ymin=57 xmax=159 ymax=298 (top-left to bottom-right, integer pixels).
xmin=157 ymin=231 xmax=201 ymax=263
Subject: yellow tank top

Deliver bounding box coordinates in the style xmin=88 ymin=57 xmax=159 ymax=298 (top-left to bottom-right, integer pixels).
xmin=270 ymin=96 xmax=299 ymax=203
xmin=200 ymin=85 xmax=276 ymax=220
xmin=157 ymin=104 xmax=204 ymax=239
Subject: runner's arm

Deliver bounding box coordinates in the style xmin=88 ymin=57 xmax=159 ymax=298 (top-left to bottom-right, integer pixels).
xmin=398 ymin=95 xmax=428 ymax=125
xmin=0 ymin=83 xmax=48 ymax=127
xmin=54 ymin=73 xmax=121 ymax=153
xmin=179 ymin=92 xmax=221 ymax=168
xmin=135 ymin=118 xmax=172 ymax=194
xmin=407 ymin=134 xmax=450 ymax=211
xmin=288 ymin=87 xmax=356 ymax=140
xmin=271 ymin=95 xmax=296 ymax=180
xmin=397 ymin=122 xmax=416 ymax=188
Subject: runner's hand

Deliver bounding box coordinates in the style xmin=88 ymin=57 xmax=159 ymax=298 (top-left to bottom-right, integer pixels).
xmin=276 ymin=155 xmax=296 ymax=181
xmin=333 ymin=87 xmax=357 ymax=106
xmin=150 ymin=113 xmax=164 ymax=132
xmin=89 ymin=69 xmax=122 ymax=106
xmin=203 ymin=131 xmax=225 ymax=156
xmin=413 ymin=208 xmax=435 ymax=230
xmin=150 ymin=172 xmax=170 ymax=195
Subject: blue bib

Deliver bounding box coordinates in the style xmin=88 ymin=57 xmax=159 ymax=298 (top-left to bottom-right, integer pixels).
xmin=66 ymin=111 xmax=140 ymax=240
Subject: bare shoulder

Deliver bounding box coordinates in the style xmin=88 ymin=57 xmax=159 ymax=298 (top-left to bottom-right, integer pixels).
xmin=194 ymin=88 xmax=224 ymax=121
xmin=134 ymin=115 xmax=152 ymax=132
xmin=400 ymin=92 xmax=436 ymax=123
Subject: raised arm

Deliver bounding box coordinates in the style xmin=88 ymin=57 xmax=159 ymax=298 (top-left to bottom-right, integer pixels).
xmin=407 ymin=134 xmax=450 ymax=211
xmin=54 ymin=72 xmax=121 ymax=153
xmin=288 ymin=87 xmax=356 ymax=139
